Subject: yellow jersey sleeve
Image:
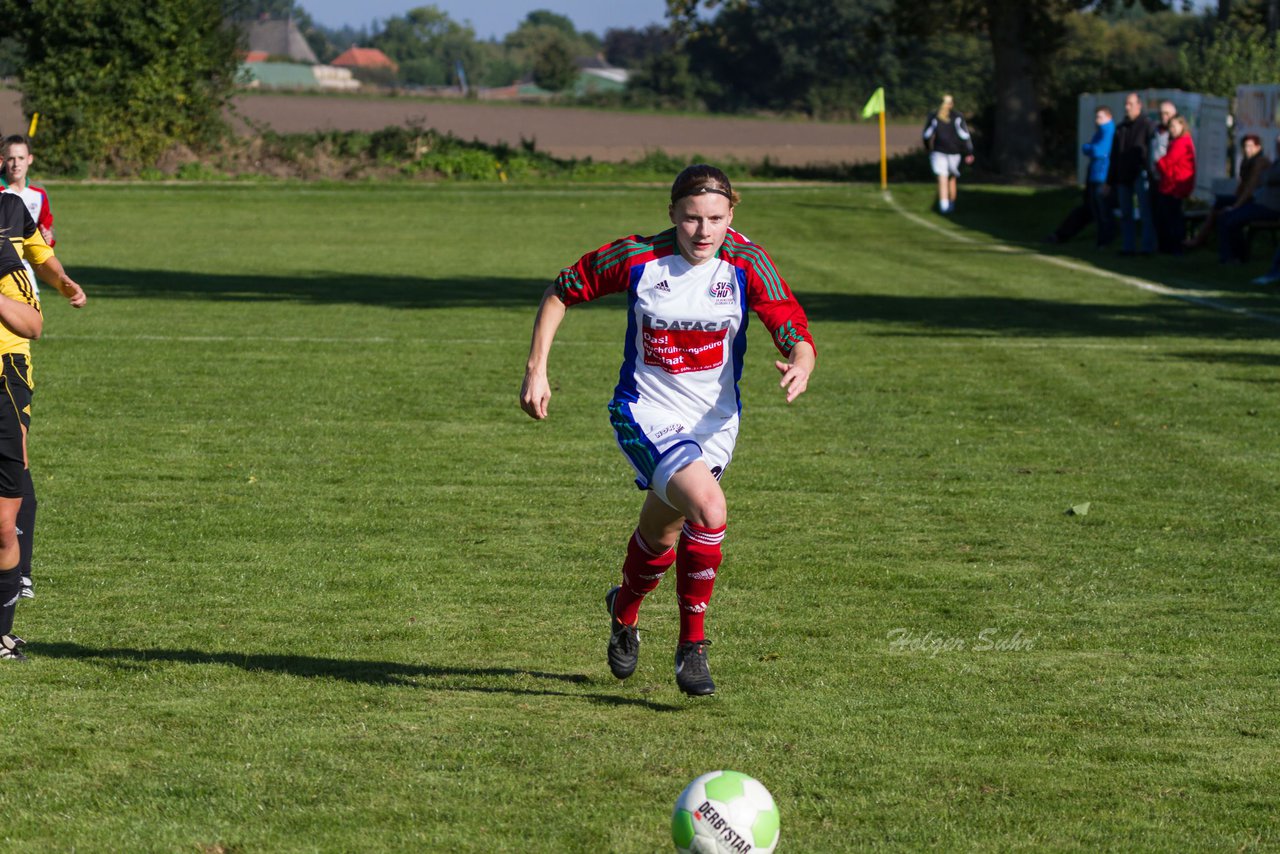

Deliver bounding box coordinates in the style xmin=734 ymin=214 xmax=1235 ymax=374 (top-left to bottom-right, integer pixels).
xmin=0 ymin=267 xmax=41 ymax=311
xmin=22 ymin=228 xmax=54 ymax=268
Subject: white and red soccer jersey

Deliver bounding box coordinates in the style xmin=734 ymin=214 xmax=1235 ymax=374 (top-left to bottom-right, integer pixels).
xmin=556 ymin=227 xmax=814 ymax=423
xmin=3 ymin=185 xmax=53 ymax=245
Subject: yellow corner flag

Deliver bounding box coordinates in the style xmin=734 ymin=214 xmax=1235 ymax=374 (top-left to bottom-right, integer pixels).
xmin=28 ymin=113 xmax=39 ymax=138
xmin=860 ymin=88 xmax=888 ymax=189
xmin=860 ymin=87 xmax=884 ymax=119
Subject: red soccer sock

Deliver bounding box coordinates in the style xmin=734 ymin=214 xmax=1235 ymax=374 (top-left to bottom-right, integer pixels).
xmin=676 ymin=521 xmax=725 ymax=643
xmin=614 ymin=529 xmax=675 ymax=626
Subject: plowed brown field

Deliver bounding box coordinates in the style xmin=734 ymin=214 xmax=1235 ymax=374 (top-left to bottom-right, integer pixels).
xmin=1 ymin=89 xmax=919 ymax=167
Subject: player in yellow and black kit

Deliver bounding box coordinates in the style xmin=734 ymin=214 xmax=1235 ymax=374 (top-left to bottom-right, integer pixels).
xmin=0 ymin=191 xmax=85 ymax=660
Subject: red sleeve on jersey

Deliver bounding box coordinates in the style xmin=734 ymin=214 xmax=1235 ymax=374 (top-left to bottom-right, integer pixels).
xmin=723 ymin=231 xmax=816 ymax=358
xmin=33 ymin=186 xmax=54 ymax=246
xmin=554 ymin=232 xmax=675 ymax=306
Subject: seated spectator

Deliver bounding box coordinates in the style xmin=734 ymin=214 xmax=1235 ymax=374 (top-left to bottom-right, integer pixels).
xmin=1152 ymin=115 xmax=1196 ymax=255
xmin=1219 ymin=137 xmax=1280 ymax=265
xmin=1044 ymin=107 xmax=1116 ymax=247
xmin=1185 ymin=134 xmax=1270 ymax=249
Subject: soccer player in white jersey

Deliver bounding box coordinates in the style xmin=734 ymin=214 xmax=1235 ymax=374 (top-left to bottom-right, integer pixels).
xmin=2 ymin=135 xmax=56 ymax=279
xmin=520 ymin=165 xmax=816 ymax=696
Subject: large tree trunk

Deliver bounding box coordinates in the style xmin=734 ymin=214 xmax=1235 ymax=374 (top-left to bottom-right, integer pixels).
xmin=987 ymin=2 xmax=1043 ymax=176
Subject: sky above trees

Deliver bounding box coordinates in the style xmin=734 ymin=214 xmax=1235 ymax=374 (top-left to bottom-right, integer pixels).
xmin=300 ymin=0 xmax=668 ymax=39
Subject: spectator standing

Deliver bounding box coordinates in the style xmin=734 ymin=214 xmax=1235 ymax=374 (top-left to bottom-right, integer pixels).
xmin=1185 ymin=134 xmax=1270 ymax=249
xmin=1107 ymin=92 xmax=1156 ymax=255
xmin=1152 ymin=116 xmax=1196 ymax=254
xmin=1219 ymin=137 xmax=1280 ymax=265
xmin=1045 ymin=107 xmax=1116 ymax=246
xmin=921 ymin=94 xmax=975 ymax=215
xmin=1149 ymin=100 xmax=1178 ymax=175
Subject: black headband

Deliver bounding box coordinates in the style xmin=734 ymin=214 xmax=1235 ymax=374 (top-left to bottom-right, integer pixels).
xmin=671 ymin=184 xmax=733 ymax=204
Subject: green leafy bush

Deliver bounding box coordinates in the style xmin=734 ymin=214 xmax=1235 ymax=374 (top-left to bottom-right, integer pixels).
xmin=6 ymin=0 xmax=240 ymax=176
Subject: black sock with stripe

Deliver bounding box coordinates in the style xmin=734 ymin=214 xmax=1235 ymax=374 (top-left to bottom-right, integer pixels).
xmin=18 ymin=470 xmax=34 ymax=580
xmin=0 ymin=566 xmax=20 ymax=635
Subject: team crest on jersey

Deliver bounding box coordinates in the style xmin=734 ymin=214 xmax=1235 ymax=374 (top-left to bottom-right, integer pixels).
xmin=709 ymin=280 xmax=735 ymax=304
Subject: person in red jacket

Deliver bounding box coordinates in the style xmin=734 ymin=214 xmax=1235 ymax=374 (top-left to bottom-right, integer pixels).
xmin=1152 ymin=115 xmax=1196 ymax=255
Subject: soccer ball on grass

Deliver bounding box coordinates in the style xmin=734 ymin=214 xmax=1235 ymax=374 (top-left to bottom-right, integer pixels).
xmin=671 ymin=770 xmax=779 ymax=853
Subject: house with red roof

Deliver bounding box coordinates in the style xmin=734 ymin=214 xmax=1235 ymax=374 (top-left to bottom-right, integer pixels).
xmin=331 ymin=46 xmax=399 ymax=74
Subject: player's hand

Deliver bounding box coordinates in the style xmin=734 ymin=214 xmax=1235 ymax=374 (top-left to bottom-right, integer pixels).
xmin=964 ymin=155 xmax=975 ymax=165
xmin=775 ymin=360 xmax=810 ymax=404
xmin=59 ymin=277 xmax=87 ymax=308
xmin=520 ymin=371 xmax=551 ymax=420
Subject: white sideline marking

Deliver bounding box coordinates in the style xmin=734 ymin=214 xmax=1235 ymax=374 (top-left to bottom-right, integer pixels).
xmin=882 ymin=190 xmax=1280 ymax=328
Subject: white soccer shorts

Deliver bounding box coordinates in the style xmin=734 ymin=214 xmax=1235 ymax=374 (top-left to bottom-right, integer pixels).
xmin=608 ymin=401 xmax=738 ymax=508
xmin=930 ymin=151 xmax=962 ymax=177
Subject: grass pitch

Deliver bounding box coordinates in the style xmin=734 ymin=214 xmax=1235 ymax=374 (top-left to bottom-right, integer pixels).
xmin=3 ymin=181 xmax=1278 ymax=852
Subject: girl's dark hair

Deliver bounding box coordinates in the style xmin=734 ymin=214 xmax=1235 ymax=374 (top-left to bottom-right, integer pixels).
xmin=670 ymin=164 xmax=740 ymax=207
xmin=1243 ymin=133 xmax=1263 ymax=148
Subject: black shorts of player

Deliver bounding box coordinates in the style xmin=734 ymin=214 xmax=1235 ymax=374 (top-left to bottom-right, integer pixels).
xmin=0 ymin=353 xmax=32 ymax=498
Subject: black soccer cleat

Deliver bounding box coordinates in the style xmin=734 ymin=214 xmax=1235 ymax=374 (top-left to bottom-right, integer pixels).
xmin=674 ymin=639 xmax=715 ymax=696
xmin=604 ymin=586 xmax=640 ymax=680
xmin=1 ymin=634 xmax=28 ymax=662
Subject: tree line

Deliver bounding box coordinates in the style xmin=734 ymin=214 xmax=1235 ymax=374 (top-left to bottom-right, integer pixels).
xmin=1 ymin=0 xmax=1277 ymax=176
xmin=252 ymin=0 xmax=1280 ymax=173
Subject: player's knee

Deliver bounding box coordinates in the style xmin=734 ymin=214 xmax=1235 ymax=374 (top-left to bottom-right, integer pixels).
xmin=0 ymin=520 xmax=17 ymax=550
xmin=686 ymin=488 xmax=727 ymax=530
xmin=640 ymin=525 xmax=679 ymax=553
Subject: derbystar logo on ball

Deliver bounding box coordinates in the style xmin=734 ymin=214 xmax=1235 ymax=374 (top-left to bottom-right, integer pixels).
xmin=672 ymin=770 xmax=780 ymax=853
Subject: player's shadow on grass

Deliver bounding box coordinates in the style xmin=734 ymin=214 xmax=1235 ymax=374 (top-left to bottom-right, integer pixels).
xmin=802 ymin=291 xmax=1278 ymax=340
xmin=1169 ymin=350 xmax=1280 ymax=367
xmin=35 ymin=641 xmax=682 ymax=712
xmin=75 ymin=267 xmax=565 ymax=310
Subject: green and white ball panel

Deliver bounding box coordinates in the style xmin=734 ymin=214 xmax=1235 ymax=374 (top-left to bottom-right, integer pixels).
xmin=672 ymin=770 xmax=780 ymax=853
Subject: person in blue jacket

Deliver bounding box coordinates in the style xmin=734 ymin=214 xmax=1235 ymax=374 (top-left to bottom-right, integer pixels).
xmin=1044 ymin=106 xmax=1116 ymax=246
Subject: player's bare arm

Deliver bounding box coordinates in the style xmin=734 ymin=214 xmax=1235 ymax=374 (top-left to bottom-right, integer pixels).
xmin=775 ymin=341 xmax=815 ymax=403
xmin=33 ymin=256 xmax=86 ymax=308
xmin=0 ymin=294 xmax=42 ymax=339
xmin=520 ymin=285 xmax=566 ymax=420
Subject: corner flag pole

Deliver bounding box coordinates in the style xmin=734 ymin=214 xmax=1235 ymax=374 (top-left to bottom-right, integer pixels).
xmin=879 ymin=107 xmax=887 ymax=190
xmin=28 ymin=113 xmax=39 ymax=138
xmin=861 ymin=87 xmax=887 ymax=190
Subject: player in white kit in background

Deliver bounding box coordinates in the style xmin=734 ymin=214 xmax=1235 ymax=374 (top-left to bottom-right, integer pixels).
xmin=2 ymin=135 xmax=55 ymax=295
xmin=520 ymin=165 xmax=816 ymax=696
